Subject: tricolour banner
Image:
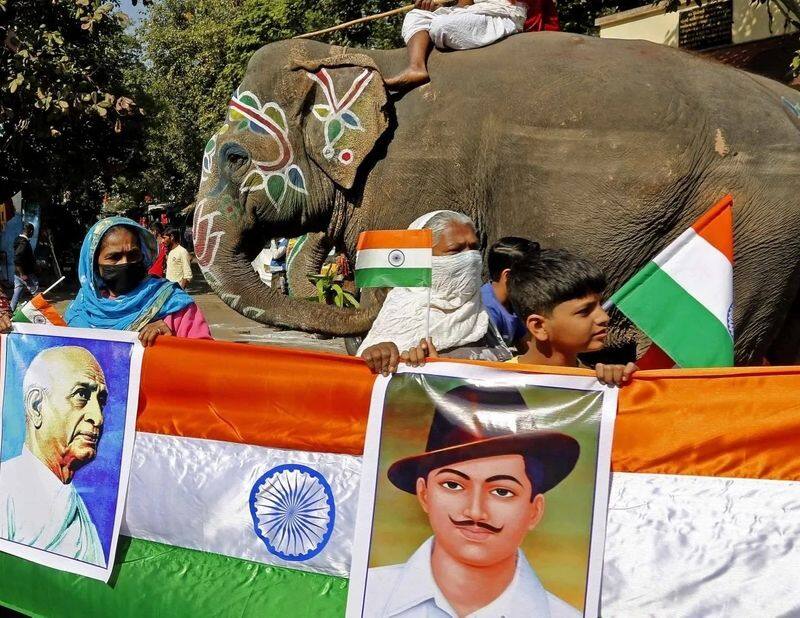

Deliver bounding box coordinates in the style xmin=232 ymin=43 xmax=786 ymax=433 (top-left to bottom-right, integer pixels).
xmin=0 ymin=337 xmax=798 ymax=616
xmin=355 ymin=230 xmax=432 ymax=289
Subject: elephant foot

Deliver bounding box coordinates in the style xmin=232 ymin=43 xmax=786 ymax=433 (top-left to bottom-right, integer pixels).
xmin=384 ymin=67 xmax=430 ymax=92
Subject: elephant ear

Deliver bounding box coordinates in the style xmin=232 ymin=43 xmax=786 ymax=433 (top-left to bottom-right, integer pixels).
xmin=292 ymin=54 xmax=388 ymax=190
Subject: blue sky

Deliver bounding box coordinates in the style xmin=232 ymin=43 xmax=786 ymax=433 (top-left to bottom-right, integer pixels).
xmin=118 ymin=0 xmax=148 ymax=26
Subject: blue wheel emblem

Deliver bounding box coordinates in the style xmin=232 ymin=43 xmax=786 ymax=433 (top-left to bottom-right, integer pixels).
xmin=249 ymin=463 xmax=335 ymax=561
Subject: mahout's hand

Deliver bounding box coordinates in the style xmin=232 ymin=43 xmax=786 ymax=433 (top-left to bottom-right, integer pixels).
xmin=361 ymin=342 xmax=400 ymax=376
xmin=415 ymin=0 xmax=439 ymax=11
xmin=595 ymin=362 xmax=638 ymax=387
xmin=139 ymin=319 xmax=173 ymax=347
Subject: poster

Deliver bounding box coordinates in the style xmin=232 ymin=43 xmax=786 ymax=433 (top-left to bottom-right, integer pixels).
xmin=0 ymin=324 xmax=142 ymax=581
xmin=348 ymin=363 xmax=618 ymax=618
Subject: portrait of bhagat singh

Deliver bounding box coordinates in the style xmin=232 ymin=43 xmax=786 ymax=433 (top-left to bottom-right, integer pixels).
xmin=364 ymin=385 xmax=583 ymax=618
xmin=0 ymin=346 xmax=107 ymax=566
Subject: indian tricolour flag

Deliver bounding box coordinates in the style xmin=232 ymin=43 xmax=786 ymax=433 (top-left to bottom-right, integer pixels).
xmin=608 ymin=195 xmax=734 ymax=368
xmin=354 ymin=230 xmax=432 ymax=289
xmin=0 ymin=340 xmax=799 ymax=616
xmin=12 ymin=293 xmax=66 ymax=326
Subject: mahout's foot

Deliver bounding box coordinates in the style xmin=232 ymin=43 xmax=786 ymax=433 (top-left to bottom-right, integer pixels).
xmin=384 ymin=67 xmax=430 ymax=91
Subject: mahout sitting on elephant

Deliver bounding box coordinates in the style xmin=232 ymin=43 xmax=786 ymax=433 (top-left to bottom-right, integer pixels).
xmin=193 ymin=33 xmax=800 ymax=365
xmin=385 ymin=0 xmax=528 ymax=90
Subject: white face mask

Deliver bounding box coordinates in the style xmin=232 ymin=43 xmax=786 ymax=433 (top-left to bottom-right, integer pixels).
xmin=431 ymin=250 xmax=483 ymax=305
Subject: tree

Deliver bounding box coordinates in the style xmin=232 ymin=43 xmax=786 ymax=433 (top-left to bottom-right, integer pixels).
xmin=1 ymin=0 xmax=145 ymax=208
xmin=130 ymin=0 xmax=404 ymax=208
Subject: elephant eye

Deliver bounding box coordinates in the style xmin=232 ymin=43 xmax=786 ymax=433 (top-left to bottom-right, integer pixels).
xmin=220 ymin=143 xmax=251 ymax=175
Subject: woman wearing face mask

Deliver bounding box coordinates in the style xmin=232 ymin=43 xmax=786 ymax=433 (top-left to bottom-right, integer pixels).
xmin=359 ymin=210 xmax=510 ymax=375
xmin=64 ymin=217 xmax=212 ymax=346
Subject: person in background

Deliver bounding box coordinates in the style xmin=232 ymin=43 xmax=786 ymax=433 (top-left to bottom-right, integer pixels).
xmin=11 ymin=223 xmax=39 ymax=311
xmin=164 ymin=228 xmax=193 ymax=290
xmin=64 ymin=217 xmax=212 ymax=345
xmin=270 ymin=238 xmax=289 ymax=294
xmin=508 ymin=249 xmax=637 ymax=386
xmin=148 ymin=223 xmax=167 ymax=278
xmin=360 ymin=210 xmax=511 ymax=375
xmin=482 ymin=236 xmax=539 ymax=351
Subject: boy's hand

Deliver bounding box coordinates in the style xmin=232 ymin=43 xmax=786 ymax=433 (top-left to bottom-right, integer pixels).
xmin=415 ymin=0 xmax=438 ymax=10
xmin=361 ymin=342 xmax=401 ymax=376
xmin=401 ymin=338 xmax=438 ymax=367
xmin=595 ymin=362 xmax=638 ymax=387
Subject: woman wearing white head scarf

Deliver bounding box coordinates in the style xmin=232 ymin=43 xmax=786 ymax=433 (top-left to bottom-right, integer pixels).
xmin=359 ymin=210 xmax=510 ymax=375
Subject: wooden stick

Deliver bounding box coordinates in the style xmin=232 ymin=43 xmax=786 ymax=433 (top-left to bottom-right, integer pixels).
xmin=294 ymin=1 xmax=452 ymax=39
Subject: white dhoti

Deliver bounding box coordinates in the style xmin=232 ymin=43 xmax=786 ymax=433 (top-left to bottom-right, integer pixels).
xmin=402 ymin=1 xmax=528 ymax=50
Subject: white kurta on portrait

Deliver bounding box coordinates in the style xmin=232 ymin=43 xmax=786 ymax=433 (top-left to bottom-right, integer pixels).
xmin=0 ymin=446 xmax=105 ymax=566
xmin=363 ymin=537 xmax=581 ymax=617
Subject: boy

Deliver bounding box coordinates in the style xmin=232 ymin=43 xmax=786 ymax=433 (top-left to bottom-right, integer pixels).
xmin=482 ymin=236 xmax=539 ymax=350
xmin=385 ymin=0 xmax=529 ymax=90
xmin=507 ymin=249 xmax=637 ymax=386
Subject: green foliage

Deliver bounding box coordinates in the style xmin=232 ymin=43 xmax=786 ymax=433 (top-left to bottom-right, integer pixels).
xmin=130 ymin=0 xmax=403 ymax=208
xmin=0 ymin=0 xmax=144 ymax=206
xmin=308 ymin=273 xmax=359 ymax=308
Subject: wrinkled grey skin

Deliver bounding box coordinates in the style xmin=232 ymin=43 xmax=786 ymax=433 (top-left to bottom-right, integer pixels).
xmin=194 ymin=33 xmax=800 ymax=364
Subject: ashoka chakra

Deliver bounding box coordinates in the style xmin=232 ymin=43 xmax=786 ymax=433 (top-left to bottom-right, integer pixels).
xmin=249 ymin=463 xmax=335 ymax=561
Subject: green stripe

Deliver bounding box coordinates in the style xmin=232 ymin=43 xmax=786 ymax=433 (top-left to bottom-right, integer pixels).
xmin=0 ymin=537 xmax=346 ymax=617
xmin=11 ymin=308 xmax=31 ymax=323
xmin=355 ymin=267 xmax=431 ymax=288
xmin=610 ymin=262 xmax=733 ymax=367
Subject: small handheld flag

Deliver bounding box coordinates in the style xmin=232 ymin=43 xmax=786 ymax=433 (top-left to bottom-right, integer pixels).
xmin=354 ymin=230 xmax=433 ymax=289
xmin=13 ymin=293 xmax=66 ymax=326
xmin=607 ymin=195 xmax=734 ymax=368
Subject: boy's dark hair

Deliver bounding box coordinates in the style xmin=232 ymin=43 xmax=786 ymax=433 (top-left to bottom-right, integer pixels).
xmin=508 ymin=249 xmax=607 ymax=320
xmin=150 ymin=222 xmax=164 ymax=236
xmin=487 ymin=237 xmax=540 ymax=281
xmin=165 ymin=227 xmax=181 ymax=243
xmin=23 ymin=223 xmax=35 ymax=236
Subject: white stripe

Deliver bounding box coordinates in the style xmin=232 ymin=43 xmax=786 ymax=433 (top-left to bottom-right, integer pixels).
xmin=603 ymin=472 xmax=800 ymax=616
xmin=355 ymin=248 xmax=432 ymax=271
xmin=121 ymin=433 xmax=360 ymax=578
xmin=653 ymin=229 xmax=733 ymax=334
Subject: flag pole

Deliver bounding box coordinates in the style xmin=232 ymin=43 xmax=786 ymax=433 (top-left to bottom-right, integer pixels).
xmin=426 ymin=286 xmax=431 ymax=345
xmin=41 ymin=276 xmax=65 ymax=298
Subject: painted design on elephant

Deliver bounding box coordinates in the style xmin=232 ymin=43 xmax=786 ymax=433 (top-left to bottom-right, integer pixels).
xmin=783 ymin=96 xmax=800 ymax=130
xmin=306 ymin=68 xmax=374 ymax=163
xmin=201 ymin=124 xmax=230 ymax=185
xmin=227 ymin=89 xmax=307 ymax=208
xmin=192 ymin=199 xmax=225 ymax=270
xmin=221 ymin=292 xmax=242 ymax=309
xmin=243 ymin=306 xmax=266 ymax=320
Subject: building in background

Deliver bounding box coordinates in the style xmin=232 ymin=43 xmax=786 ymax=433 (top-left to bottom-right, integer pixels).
xmin=596 ymin=0 xmax=799 ymax=88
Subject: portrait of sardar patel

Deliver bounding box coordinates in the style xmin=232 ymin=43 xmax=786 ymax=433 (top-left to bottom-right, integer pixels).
xmin=364 ymin=386 xmax=582 ymax=618
xmin=0 ymin=346 xmax=107 ymax=566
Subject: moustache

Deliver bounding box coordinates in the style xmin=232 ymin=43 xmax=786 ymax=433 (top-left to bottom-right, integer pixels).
xmin=448 ymin=516 xmax=504 ymax=534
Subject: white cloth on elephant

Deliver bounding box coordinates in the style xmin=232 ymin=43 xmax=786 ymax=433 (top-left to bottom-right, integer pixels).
xmin=357 ymin=211 xmax=491 ymax=356
xmin=402 ymin=1 xmax=528 ymax=49
xmin=0 ymin=446 xmax=105 ymax=566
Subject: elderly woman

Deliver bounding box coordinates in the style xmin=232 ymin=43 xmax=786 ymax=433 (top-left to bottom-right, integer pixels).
xmin=359 ymin=210 xmax=510 ymax=375
xmin=64 ymin=217 xmax=211 ymax=346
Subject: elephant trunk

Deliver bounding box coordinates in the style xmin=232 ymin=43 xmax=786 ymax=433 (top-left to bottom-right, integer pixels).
xmin=286 ymin=232 xmax=331 ymax=298
xmin=193 ymin=202 xmax=379 ymax=335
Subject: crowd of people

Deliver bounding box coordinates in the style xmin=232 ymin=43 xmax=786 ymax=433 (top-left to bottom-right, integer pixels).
xmin=2 ymin=210 xmax=637 ymax=386
xmin=359 ymin=210 xmax=638 ymax=386
xmin=0 ymin=217 xmax=211 ymax=346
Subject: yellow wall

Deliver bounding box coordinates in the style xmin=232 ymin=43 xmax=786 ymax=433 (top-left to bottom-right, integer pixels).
xmin=597 ymin=0 xmax=796 ymax=47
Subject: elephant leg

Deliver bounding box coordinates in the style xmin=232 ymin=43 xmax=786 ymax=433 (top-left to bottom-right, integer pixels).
xmin=286 ymin=232 xmax=332 ymax=298
xmin=766 ymin=285 xmax=800 ymax=365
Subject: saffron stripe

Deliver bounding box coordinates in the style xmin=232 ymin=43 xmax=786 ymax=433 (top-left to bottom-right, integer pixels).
xmin=356 ymin=230 xmax=432 ymax=250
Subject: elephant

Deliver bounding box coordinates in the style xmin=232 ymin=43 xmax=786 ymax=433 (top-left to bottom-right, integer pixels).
xmin=193 ymin=32 xmax=800 ymax=364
